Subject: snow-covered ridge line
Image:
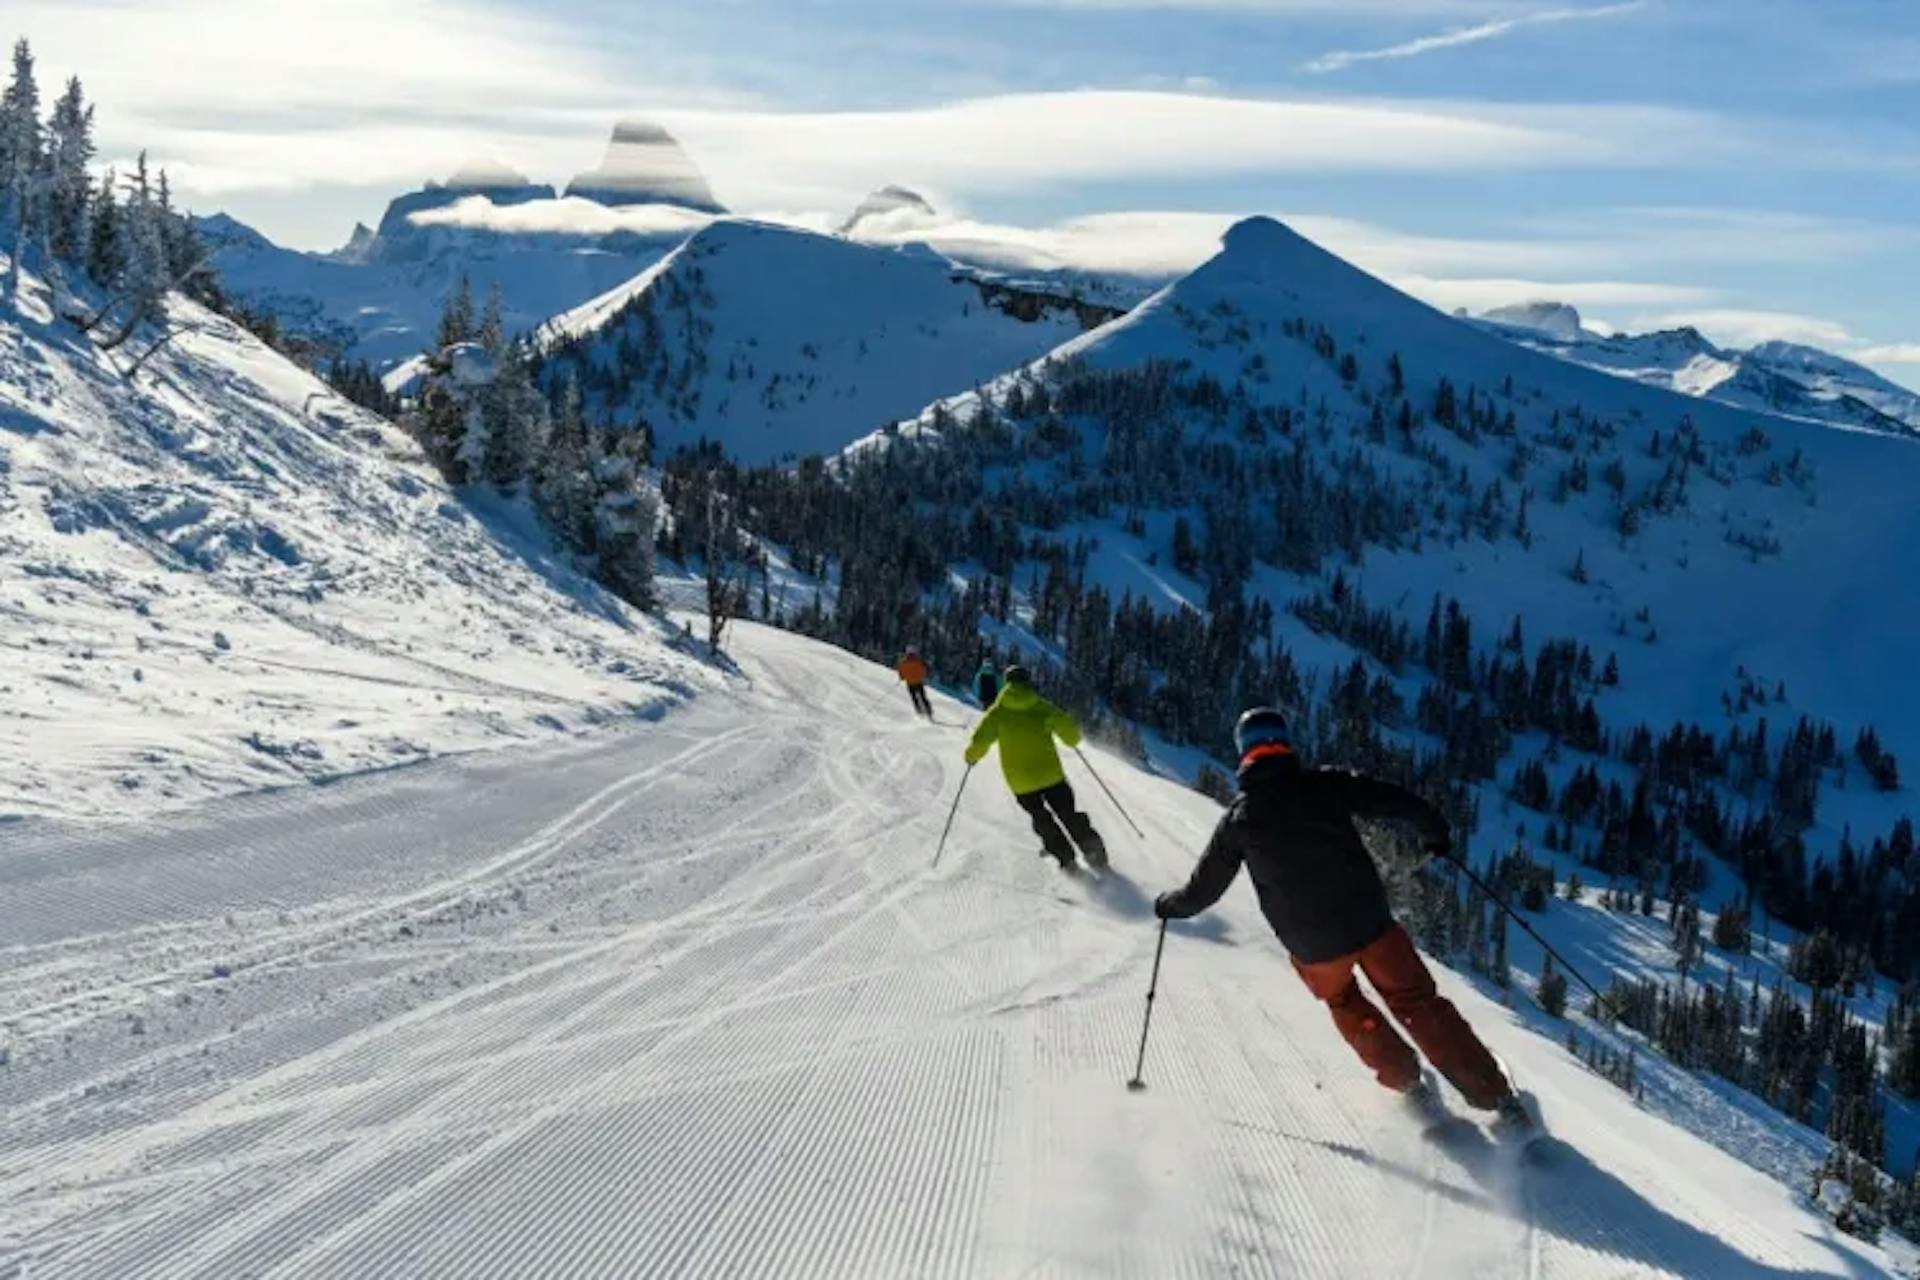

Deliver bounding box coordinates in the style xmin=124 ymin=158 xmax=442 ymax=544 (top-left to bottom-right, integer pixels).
xmin=1469 ymin=301 xmax=1920 ymax=439
xmin=527 ymin=218 xmax=1109 ymax=464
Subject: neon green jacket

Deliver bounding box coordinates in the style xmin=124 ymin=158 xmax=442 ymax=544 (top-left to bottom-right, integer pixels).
xmin=965 ymin=682 xmax=1082 ymax=796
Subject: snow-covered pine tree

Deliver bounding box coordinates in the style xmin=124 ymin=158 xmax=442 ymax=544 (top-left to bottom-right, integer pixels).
xmin=85 ymin=167 xmax=121 ymax=285
xmin=437 ymin=274 xmax=475 ymax=348
xmin=1 ymin=37 xmax=43 ymax=298
xmin=536 ymin=373 xmax=596 ymax=550
xmin=45 ymin=76 xmax=91 ymax=268
xmin=590 ymin=434 xmax=657 ymax=608
xmin=453 ymin=398 xmax=489 ymax=488
xmin=478 ymin=283 xmax=504 ymax=351
xmin=476 ymin=342 xmax=546 ymax=489
xmin=104 ymin=151 xmax=172 ymax=345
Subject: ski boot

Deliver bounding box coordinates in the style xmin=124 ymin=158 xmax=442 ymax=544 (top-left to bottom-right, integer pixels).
xmin=1400 ymin=1069 xmax=1448 ymax=1123
xmin=1491 ymin=1094 xmax=1538 ymax=1145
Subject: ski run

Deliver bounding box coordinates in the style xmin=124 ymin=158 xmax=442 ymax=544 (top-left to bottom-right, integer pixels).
xmin=0 ymin=624 xmax=1898 ymax=1277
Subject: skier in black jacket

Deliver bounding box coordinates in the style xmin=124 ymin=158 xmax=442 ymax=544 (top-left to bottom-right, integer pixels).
xmin=1155 ymin=708 xmax=1523 ymax=1120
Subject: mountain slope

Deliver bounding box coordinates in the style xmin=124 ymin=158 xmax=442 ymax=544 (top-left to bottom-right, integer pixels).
xmin=811 ymin=217 xmax=1920 ymax=1201
xmin=1746 ymin=339 xmax=1920 ymax=431
xmin=931 ymin=217 xmax=1920 ymax=771
xmin=0 ymin=623 xmax=1897 ymax=1277
xmin=1471 ymin=304 xmax=1919 ymax=438
xmin=532 ymin=219 xmax=1102 ymax=464
xmin=0 ymin=267 xmax=716 ymax=819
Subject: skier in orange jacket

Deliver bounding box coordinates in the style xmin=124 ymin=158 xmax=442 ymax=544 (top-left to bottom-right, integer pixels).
xmin=896 ymin=649 xmax=933 ymax=720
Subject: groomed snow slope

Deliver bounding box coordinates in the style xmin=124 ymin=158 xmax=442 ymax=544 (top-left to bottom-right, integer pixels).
xmin=0 ymin=623 xmax=1893 ymax=1277
xmin=533 ymin=219 xmax=1092 ymax=464
xmin=0 ymin=270 xmax=717 ymax=819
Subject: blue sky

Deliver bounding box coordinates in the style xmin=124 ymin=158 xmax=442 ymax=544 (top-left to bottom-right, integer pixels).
xmin=14 ymin=0 xmax=1919 ymax=383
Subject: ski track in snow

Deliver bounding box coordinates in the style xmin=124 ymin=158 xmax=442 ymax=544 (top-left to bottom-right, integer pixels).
xmin=0 ymin=626 xmax=1892 ymax=1278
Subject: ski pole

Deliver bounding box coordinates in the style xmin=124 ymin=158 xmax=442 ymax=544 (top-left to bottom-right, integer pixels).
xmin=931 ymin=764 xmax=974 ymax=869
xmin=1438 ymin=850 xmax=1626 ymax=1024
xmin=1073 ymin=746 xmax=1143 ymax=838
xmin=1127 ymin=919 xmax=1169 ymax=1091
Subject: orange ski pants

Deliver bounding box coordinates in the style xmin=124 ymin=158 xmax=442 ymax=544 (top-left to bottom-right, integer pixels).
xmin=1291 ymin=923 xmax=1512 ymax=1110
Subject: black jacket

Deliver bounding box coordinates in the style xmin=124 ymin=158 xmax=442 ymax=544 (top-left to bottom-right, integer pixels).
xmin=1161 ymin=753 xmax=1449 ymax=963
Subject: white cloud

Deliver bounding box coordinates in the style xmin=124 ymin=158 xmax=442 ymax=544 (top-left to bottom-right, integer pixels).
xmin=1396 ymin=275 xmax=1714 ymax=313
xmin=14 ymin=0 xmax=717 ymax=201
xmin=1522 ymin=206 xmax=1919 ymax=267
xmin=406 ymin=196 xmax=717 ymax=238
xmin=842 ymin=204 xmax=1779 ymax=307
xmin=993 ymin=0 xmax=1498 ymax=10
xmin=663 ymin=92 xmax=1744 ymax=213
xmin=7 ymin=0 xmax=1874 ymax=218
xmin=843 ymin=206 xmax=1721 ymax=318
xmin=1304 ymin=2 xmax=1644 ymax=73
xmin=16 ymin=0 xmax=633 ymax=120
xmin=1857 ymin=343 xmax=1920 ymax=365
xmin=854 ymin=210 xmax=1232 ymax=276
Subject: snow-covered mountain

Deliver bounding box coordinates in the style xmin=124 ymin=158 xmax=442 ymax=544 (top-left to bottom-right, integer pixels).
xmin=531 ymin=218 xmax=1114 ymax=464
xmin=0 ymin=264 xmax=716 ymax=819
xmin=1480 ymin=299 xmax=1584 ymax=342
xmin=893 ymin=217 xmax=1920 ymax=772
xmin=817 ymin=214 xmax=1920 ymax=1224
xmin=1746 ymin=339 xmax=1920 ymax=431
xmin=199 ymin=122 xmax=723 ymax=372
xmin=562 ymin=119 xmax=726 ymax=213
xmin=1473 ymin=301 xmax=1920 ymax=438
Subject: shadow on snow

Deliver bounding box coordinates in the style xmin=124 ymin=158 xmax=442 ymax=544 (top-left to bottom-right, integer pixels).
xmin=1228 ymin=1112 xmax=1874 ymax=1278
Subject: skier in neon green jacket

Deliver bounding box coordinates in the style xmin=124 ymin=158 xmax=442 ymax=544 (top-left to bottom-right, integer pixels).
xmin=965 ymin=666 xmax=1108 ymax=870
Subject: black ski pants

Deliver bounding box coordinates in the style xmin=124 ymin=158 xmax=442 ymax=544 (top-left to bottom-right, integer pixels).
xmin=907 ymin=683 xmax=932 ymax=717
xmin=1015 ymin=781 xmax=1106 ymax=867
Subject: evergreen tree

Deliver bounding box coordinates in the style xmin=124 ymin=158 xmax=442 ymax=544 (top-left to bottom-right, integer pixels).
xmin=475 ymin=343 xmax=546 ymax=488
xmin=44 ymin=76 xmax=91 ymax=267
xmin=535 ymin=373 xmax=596 ymax=550
xmin=116 ymin=152 xmax=172 ymax=336
xmin=85 ymin=167 xmax=122 ymax=284
xmin=437 ymin=273 xmax=475 ymax=348
xmin=592 ymin=433 xmax=657 ymax=609
xmin=478 ymin=282 xmax=505 ymax=350
xmin=1 ymin=37 xmax=43 ymax=296
xmin=1537 ymin=955 xmax=1569 ymax=1017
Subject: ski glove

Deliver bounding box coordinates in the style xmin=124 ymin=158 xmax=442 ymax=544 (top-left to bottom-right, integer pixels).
xmin=1153 ymin=891 xmax=1195 ymax=920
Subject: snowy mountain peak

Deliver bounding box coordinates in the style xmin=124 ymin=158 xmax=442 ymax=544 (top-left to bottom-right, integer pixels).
xmin=1219 ymin=212 xmax=1300 ymax=256
xmin=1148 ymin=214 xmax=1422 ymax=327
xmin=1481 ymin=300 xmax=1585 ymax=342
xmin=562 ymin=119 xmax=726 ymax=213
xmin=443 ymin=156 xmax=535 ymax=192
xmin=192 ymin=211 xmax=274 ymax=254
xmin=534 ymin=217 xmax=1101 ymax=463
xmin=838 ymin=184 xmax=939 ymax=235
xmin=333 ymin=220 xmax=377 ymax=264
